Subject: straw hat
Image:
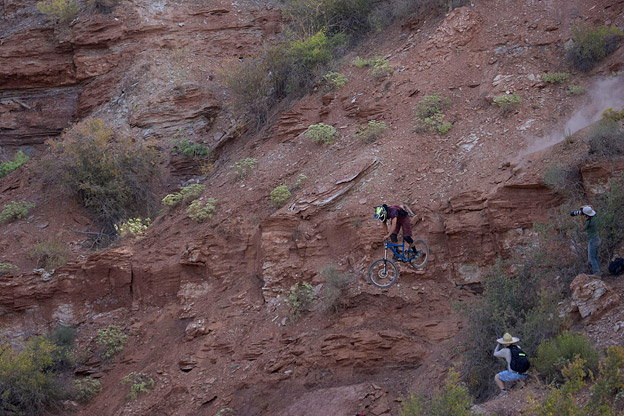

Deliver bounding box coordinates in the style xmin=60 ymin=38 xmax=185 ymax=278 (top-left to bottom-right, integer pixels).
xmin=497 ymin=333 xmax=520 ymax=344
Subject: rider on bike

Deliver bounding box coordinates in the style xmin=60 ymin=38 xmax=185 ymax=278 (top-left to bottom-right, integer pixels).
xmin=374 ymin=204 xmax=418 ymax=254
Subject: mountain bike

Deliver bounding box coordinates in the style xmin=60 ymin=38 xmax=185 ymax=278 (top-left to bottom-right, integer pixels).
xmin=368 ymin=239 xmax=429 ymax=288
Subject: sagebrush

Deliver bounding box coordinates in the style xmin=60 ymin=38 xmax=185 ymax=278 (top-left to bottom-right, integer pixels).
xmin=37 ymin=0 xmax=78 ymax=25
xmin=162 ymin=184 xmax=206 ymax=207
xmin=306 ymin=123 xmax=337 ymax=145
xmin=187 ymin=198 xmax=217 ymax=222
xmin=0 ymin=150 xmax=29 ymax=179
xmin=566 ymin=24 xmax=623 ymax=71
xmin=321 ymin=265 xmax=354 ymax=312
xmin=284 ymin=282 xmax=315 ymax=321
xmin=270 ymin=184 xmax=291 ymax=207
xmin=47 ymin=118 xmax=157 ymax=234
xmin=0 ymin=201 xmax=35 ymax=223
xmin=97 ymin=325 xmax=128 ymax=359
xmin=121 ymin=372 xmax=155 ymax=400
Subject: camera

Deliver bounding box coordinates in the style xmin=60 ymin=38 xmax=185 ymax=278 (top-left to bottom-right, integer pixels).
xmin=570 ymin=210 xmax=583 ymax=216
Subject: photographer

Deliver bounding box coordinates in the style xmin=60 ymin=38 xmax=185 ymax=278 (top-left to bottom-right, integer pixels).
xmin=571 ymin=206 xmax=601 ymax=275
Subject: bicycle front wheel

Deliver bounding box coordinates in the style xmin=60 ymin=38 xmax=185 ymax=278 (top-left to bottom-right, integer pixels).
xmin=368 ymin=259 xmax=399 ymax=288
xmin=408 ymin=239 xmax=429 ymax=269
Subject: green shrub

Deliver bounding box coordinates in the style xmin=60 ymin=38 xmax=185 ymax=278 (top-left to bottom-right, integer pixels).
xmin=602 ymin=107 xmax=624 ymax=122
xmin=322 ymin=72 xmax=348 ymax=90
xmin=526 ymin=357 xmax=587 ymax=416
xmin=97 ymin=325 xmax=127 ymax=359
xmin=0 ymin=336 xmax=66 ymax=415
xmin=231 ymin=158 xmax=257 ymax=179
xmin=293 ymin=173 xmax=307 ymax=189
xmin=566 ymin=85 xmax=585 ymax=96
xmin=414 ymin=94 xmax=452 ymax=134
xmin=594 ymin=174 xmax=624 ymax=262
xmin=356 ymin=120 xmax=388 ymax=143
xmin=225 ymin=31 xmax=340 ymax=128
xmin=306 ymin=123 xmax=338 ymax=145
xmin=30 ymin=241 xmax=69 ymax=271
xmin=73 ymin=377 xmax=102 ymax=403
xmin=0 ymin=201 xmax=35 ymax=223
xmin=48 ymin=118 xmax=157 ymax=234
xmin=414 ymin=94 xmax=450 ymax=119
xmin=121 ymin=372 xmax=155 ymax=400
xmin=282 ymin=0 xmax=375 ymax=39
xmin=590 ymin=345 xmax=624 ymax=410
xmin=321 ymin=265 xmax=354 ymax=313
xmin=542 ymin=163 xmax=582 ymax=197
xmin=284 ymin=282 xmax=315 ymax=321
xmin=353 ymin=56 xmax=393 ymax=78
xmin=0 ymin=150 xmax=29 ymax=179
xmin=186 ymin=198 xmax=217 ymax=222
xmin=36 ymin=0 xmax=78 ymax=25
xmin=533 ymin=332 xmax=599 ymax=385
xmin=270 ymin=184 xmax=291 ymax=207
xmin=162 ymin=184 xmax=206 ymax=207
xmin=51 ymin=324 xmax=76 ymax=351
xmin=400 ymin=368 xmax=474 ymax=416
xmin=541 ymin=72 xmax=570 ymax=84
xmin=567 ymin=24 xmax=623 ymax=72
xmin=0 ymin=263 xmax=18 ymax=276
xmin=115 ymin=218 xmax=151 ymax=238
xmin=492 ymin=93 xmax=522 ymax=114
xmin=172 ymin=129 xmax=210 ymax=159
xmin=587 ymin=119 xmax=624 ymax=158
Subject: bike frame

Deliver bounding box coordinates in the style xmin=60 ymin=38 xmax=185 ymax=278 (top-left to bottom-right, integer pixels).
xmin=384 ymin=240 xmax=410 ymax=262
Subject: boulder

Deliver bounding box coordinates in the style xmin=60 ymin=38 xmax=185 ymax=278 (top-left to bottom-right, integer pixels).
xmin=570 ymin=274 xmax=620 ymax=320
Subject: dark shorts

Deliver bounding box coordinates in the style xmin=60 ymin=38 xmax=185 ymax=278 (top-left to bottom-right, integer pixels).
xmin=391 ymin=215 xmax=412 ymax=238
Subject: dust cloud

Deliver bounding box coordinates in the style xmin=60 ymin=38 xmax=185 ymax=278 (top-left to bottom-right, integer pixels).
xmin=523 ymin=74 xmax=624 ymax=155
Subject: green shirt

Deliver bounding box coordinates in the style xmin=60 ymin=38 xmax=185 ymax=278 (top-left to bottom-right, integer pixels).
xmin=584 ymin=215 xmax=599 ymax=239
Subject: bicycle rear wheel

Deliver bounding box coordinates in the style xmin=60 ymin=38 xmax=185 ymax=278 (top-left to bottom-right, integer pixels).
xmin=368 ymin=259 xmax=399 ymax=288
xmin=408 ymin=239 xmax=429 ymax=269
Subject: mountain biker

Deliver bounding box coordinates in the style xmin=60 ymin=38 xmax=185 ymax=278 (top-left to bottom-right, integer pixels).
xmin=374 ymin=204 xmax=418 ymax=253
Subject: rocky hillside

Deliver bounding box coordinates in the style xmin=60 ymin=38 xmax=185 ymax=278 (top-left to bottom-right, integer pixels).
xmin=1 ymin=0 xmax=624 ymax=414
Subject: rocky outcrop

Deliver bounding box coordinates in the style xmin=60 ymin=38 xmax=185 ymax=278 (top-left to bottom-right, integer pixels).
xmin=569 ymin=274 xmax=620 ymax=320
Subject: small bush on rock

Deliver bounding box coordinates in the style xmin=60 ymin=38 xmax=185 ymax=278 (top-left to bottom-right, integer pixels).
xmin=542 ymin=163 xmax=582 ymax=197
xmin=0 ymin=201 xmax=35 ymax=223
xmin=270 ymin=184 xmax=291 ymax=207
xmin=492 ymin=93 xmax=522 ymax=114
xmin=400 ymin=368 xmax=474 ymax=416
xmin=321 ymin=265 xmax=354 ymax=312
xmin=97 ymin=325 xmax=127 ymax=359
xmin=121 ymin=372 xmax=155 ymax=400
xmin=356 ymin=120 xmax=387 ymax=143
xmin=30 ymin=241 xmax=69 ymax=271
xmin=0 ymin=150 xmax=29 ymax=179
xmin=566 ymin=85 xmax=585 ymax=96
xmin=172 ymin=129 xmax=210 ymax=159
xmin=187 ymin=198 xmax=217 ymax=222
xmin=73 ymin=377 xmax=102 ymax=403
xmin=353 ymin=56 xmax=393 ymax=78
xmin=322 ymin=72 xmax=348 ymax=90
xmin=567 ymin=24 xmax=623 ymax=72
xmin=231 ymin=158 xmax=257 ymax=179
xmin=541 ymin=72 xmax=570 ymax=84
xmin=587 ymin=119 xmax=624 ymax=158
xmin=37 ymin=0 xmax=78 ymax=25
xmin=533 ymin=332 xmax=599 ymax=385
xmin=162 ymin=184 xmax=206 ymax=207
xmin=0 ymin=263 xmax=18 ymax=276
xmin=414 ymin=94 xmax=452 ymax=134
xmin=48 ymin=118 xmax=157 ymax=234
xmin=86 ymin=0 xmax=121 ymax=13
xmin=284 ymin=282 xmax=315 ymax=322
xmin=115 ymin=218 xmax=151 ymax=238
xmin=306 ymin=123 xmax=337 ymax=145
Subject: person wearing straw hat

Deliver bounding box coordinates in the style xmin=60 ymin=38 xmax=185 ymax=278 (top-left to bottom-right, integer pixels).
xmin=494 ymin=332 xmax=529 ymax=394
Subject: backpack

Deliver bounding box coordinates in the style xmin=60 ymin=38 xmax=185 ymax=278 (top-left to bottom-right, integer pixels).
xmin=608 ymin=258 xmax=624 ymax=276
xmin=509 ymin=345 xmax=530 ymax=373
